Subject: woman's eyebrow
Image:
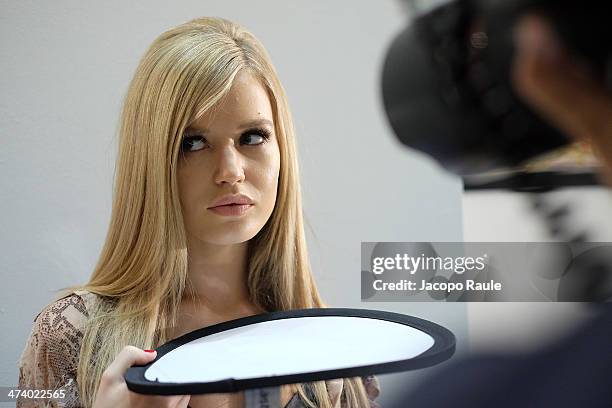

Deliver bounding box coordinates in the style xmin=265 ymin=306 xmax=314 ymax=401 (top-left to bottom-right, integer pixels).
xmin=185 ymin=118 xmax=273 ymax=133
xmin=185 ymin=125 xmax=208 ymax=133
xmin=238 ymin=118 xmax=273 ymax=130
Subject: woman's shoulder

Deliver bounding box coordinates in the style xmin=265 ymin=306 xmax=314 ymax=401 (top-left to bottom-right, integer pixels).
xmin=21 ymin=290 xmax=99 ymax=365
xmin=31 ymin=290 xmax=98 ymax=327
xmin=17 ymin=290 xmax=100 ymax=406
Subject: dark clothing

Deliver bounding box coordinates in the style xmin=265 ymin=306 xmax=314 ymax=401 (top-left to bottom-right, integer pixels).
xmin=394 ymin=305 xmax=612 ymax=408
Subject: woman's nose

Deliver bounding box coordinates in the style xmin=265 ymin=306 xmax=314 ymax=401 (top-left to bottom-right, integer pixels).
xmin=213 ymin=144 xmax=245 ymax=185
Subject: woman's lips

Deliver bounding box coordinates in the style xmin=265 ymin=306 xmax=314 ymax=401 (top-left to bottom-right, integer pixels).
xmin=208 ymin=204 xmax=253 ymax=216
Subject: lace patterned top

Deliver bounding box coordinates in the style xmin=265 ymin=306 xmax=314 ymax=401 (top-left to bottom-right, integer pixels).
xmin=17 ymin=291 xmax=381 ymax=408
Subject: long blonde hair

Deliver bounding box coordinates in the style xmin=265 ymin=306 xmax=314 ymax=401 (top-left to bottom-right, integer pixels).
xmin=56 ymin=17 xmax=370 ymax=408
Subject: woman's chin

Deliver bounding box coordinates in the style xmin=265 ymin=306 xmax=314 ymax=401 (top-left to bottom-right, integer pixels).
xmin=198 ymin=230 xmax=260 ymax=246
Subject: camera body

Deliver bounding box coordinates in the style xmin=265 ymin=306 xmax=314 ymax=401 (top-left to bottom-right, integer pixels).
xmin=382 ymin=0 xmax=611 ymax=176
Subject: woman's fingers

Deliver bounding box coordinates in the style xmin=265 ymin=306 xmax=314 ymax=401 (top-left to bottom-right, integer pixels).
xmin=173 ymin=394 xmax=191 ymax=408
xmin=103 ymin=346 xmax=157 ymax=383
xmin=126 ymin=391 xmax=190 ymax=408
xmin=94 ymin=346 xmax=191 ymax=408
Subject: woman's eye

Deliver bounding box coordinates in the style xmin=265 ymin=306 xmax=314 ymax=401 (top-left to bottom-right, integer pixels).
xmin=181 ymin=135 xmax=207 ymax=152
xmin=241 ymin=129 xmax=270 ymax=146
xmin=242 ymin=134 xmax=265 ymax=145
xmin=181 ymin=129 xmax=270 ymax=152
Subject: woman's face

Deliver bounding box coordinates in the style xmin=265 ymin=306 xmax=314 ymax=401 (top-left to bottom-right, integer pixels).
xmin=177 ymin=70 xmax=281 ymax=246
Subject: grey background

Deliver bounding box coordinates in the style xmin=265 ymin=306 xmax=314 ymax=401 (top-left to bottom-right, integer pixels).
xmin=0 ymin=0 xmax=466 ymax=406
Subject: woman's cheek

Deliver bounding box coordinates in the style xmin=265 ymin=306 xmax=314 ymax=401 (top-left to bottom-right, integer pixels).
xmin=251 ymin=151 xmax=280 ymax=186
xmin=255 ymin=163 xmax=280 ymax=213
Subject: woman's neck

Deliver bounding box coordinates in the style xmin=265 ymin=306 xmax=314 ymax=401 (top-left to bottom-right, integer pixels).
xmin=183 ymin=239 xmax=252 ymax=311
xmin=168 ymin=239 xmax=265 ymax=339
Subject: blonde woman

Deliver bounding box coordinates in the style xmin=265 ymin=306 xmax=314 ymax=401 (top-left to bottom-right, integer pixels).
xmin=17 ymin=17 xmax=380 ymax=408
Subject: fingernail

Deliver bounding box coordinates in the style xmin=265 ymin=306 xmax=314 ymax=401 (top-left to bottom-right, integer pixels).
xmin=144 ymin=349 xmax=156 ymax=353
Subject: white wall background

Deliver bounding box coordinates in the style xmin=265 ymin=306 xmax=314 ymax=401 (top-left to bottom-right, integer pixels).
xmin=0 ymin=1 xmax=466 ymax=406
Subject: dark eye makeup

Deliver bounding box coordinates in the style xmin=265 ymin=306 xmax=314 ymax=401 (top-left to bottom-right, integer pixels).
xmin=181 ymin=127 xmax=272 ymax=153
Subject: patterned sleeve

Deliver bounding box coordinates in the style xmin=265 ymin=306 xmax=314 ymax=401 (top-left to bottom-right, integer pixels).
xmin=17 ymin=293 xmax=91 ymax=408
xmin=362 ymin=375 xmax=381 ymax=408
xmin=337 ymin=376 xmax=381 ymax=408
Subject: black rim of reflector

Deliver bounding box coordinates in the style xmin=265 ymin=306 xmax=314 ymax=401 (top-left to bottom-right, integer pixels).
xmin=125 ymin=308 xmax=456 ymax=395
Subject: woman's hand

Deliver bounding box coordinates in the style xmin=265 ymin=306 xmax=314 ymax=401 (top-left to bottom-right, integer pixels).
xmin=92 ymin=346 xmax=191 ymax=408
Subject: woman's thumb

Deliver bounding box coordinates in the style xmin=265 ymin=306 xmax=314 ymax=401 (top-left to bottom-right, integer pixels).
xmin=133 ymin=348 xmax=157 ymax=368
xmin=130 ymin=348 xmax=157 ymax=366
xmin=106 ymin=346 xmax=157 ymax=379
